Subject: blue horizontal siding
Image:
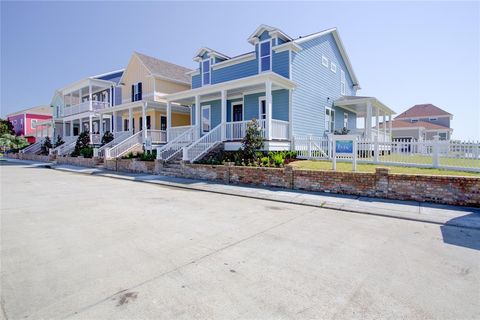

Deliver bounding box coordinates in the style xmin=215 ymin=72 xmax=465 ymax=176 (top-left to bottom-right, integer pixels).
xmin=291 ymin=33 xmax=356 ymax=136
xmin=272 ymin=50 xmax=289 ymax=78
xmin=192 ymin=74 xmax=201 ymax=89
xmin=201 ymin=99 xmax=221 ymax=130
xmin=211 ymin=59 xmax=258 ymax=84
xmin=272 ymin=89 xmax=289 ymax=121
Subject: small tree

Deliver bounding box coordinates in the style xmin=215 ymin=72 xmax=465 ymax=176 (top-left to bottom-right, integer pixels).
xmin=0 ymin=119 xmax=15 ymax=135
xmin=101 ymin=131 xmax=114 ymax=145
xmin=54 ymin=135 xmax=65 ymax=148
xmin=71 ymin=131 xmax=90 ymax=157
xmin=40 ymin=136 xmax=53 ymax=155
xmin=0 ymin=134 xmax=29 ymax=152
xmin=241 ymin=118 xmax=264 ymax=160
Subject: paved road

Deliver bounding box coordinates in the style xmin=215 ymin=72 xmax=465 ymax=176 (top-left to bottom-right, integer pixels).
xmin=1 ymin=161 xmax=479 ymax=319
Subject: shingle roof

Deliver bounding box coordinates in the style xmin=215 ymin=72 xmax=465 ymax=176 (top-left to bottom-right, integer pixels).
xmin=135 ymin=52 xmax=192 ymax=84
xmin=395 ymin=104 xmax=452 ymax=119
xmin=377 ymin=120 xmax=451 ymax=131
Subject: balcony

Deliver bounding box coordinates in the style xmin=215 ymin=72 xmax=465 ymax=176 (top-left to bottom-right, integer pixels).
xmin=63 ymin=101 xmax=110 ymax=117
xmin=224 ymin=119 xmax=289 ymax=141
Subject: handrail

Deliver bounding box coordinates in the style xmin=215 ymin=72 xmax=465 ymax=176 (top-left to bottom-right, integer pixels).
xmin=97 ymin=131 xmax=132 ymax=157
xmin=157 ymin=126 xmax=195 ymax=161
xmin=183 ymin=124 xmax=222 ymax=162
xmin=21 ymin=138 xmax=45 ymax=154
xmin=106 ymin=130 xmax=143 ymax=159
xmin=146 ymin=129 xmax=167 ymax=143
xmin=168 ymin=125 xmax=194 ymax=141
xmin=55 ymin=137 xmax=78 ymax=156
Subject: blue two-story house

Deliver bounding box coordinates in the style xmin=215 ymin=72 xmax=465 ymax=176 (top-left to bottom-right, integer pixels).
xmin=161 ymin=25 xmax=395 ymax=162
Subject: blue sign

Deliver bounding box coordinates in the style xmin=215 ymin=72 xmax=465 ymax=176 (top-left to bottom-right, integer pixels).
xmin=335 ymin=140 xmax=353 ymax=154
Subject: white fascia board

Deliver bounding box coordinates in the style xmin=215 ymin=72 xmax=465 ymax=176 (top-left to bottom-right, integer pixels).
xmin=268 ymin=29 xmax=292 ymax=42
xmin=273 ymin=42 xmax=302 ymax=53
xmin=186 ymin=69 xmax=200 ymax=76
xmin=211 ymin=52 xmax=256 ymax=70
xmin=247 ymin=24 xmax=275 ymax=44
xmin=148 ymin=73 xmax=190 ymax=86
xmin=58 ymin=78 xmax=115 ymax=95
xmin=165 ymin=72 xmax=296 ymax=102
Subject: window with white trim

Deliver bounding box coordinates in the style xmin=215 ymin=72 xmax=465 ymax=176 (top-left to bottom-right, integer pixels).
xmin=429 ymin=117 xmax=437 ymax=121
xmin=340 ymin=70 xmax=346 ymax=95
xmin=439 ymin=132 xmax=447 ymax=140
xmin=201 ymin=105 xmax=211 ymax=133
xmin=331 ymin=62 xmax=337 ymax=73
xmin=322 ymin=56 xmax=329 ymax=67
xmin=259 ymin=40 xmax=271 ymax=72
xmin=343 ymin=112 xmax=348 ymax=129
xmin=31 ymin=119 xmax=37 ymax=129
xmin=325 ymin=107 xmax=335 ymax=133
xmin=202 ymin=59 xmax=211 ymax=85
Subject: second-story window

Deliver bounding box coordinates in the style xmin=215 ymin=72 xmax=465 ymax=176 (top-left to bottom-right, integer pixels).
xmin=202 ymin=59 xmax=210 ymax=85
xmin=340 ymin=70 xmax=346 ymax=95
xmin=260 ymin=40 xmax=271 ymax=72
xmin=132 ymin=82 xmax=142 ymax=102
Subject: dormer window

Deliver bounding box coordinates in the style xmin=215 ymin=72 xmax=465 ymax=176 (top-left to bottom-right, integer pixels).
xmin=259 ymin=40 xmax=271 ymax=72
xmin=202 ymin=59 xmax=211 ymax=85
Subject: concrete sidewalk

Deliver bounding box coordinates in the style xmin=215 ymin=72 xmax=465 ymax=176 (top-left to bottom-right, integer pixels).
xmin=3 ymin=157 xmax=480 ymax=229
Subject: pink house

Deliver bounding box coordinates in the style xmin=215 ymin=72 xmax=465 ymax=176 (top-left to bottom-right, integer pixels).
xmin=6 ymin=105 xmax=52 ymax=143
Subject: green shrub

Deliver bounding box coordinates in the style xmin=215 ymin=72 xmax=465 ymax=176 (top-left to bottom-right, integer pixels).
xmin=54 ymin=135 xmax=64 ymax=148
xmin=139 ymin=151 xmax=156 ymax=161
xmin=40 ymin=137 xmax=53 ymax=155
xmin=241 ymin=119 xmax=264 ymax=160
xmin=79 ymin=146 xmax=94 ymax=158
xmin=101 ymin=131 xmax=114 ymax=145
xmin=71 ymin=132 xmax=90 ymax=157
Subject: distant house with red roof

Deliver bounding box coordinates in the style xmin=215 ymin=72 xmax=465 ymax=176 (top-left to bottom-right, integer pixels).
xmin=378 ymin=104 xmax=453 ymax=141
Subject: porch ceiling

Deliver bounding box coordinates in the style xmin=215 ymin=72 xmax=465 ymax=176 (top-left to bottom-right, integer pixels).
xmin=165 ymin=72 xmax=296 ymax=105
xmin=59 ymin=78 xmax=115 ymax=96
xmin=334 ymin=96 xmax=395 ymax=117
xmin=97 ymin=100 xmax=190 ymax=115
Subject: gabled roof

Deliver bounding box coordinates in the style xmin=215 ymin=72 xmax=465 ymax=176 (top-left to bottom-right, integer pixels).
xmin=194 ymin=47 xmax=230 ymax=62
xmin=377 ymin=120 xmax=452 ymax=131
xmin=294 ymin=28 xmax=360 ymax=89
xmin=120 ymin=52 xmax=192 ymax=86
xmin=6 ymin=105 xmax=51 ymax=117
xmin=247 ymin=24 xmax=292 ymax=45
xmin=395 ymin=104 xmax=452 ymax=119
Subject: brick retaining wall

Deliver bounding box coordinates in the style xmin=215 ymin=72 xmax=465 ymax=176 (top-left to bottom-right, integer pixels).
xmin=56 ymin=156 xmax=101 ymax=168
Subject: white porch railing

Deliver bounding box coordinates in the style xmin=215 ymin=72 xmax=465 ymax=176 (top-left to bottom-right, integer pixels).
xmin=21 ymin=138 xmax=45 ymax=154
xmin=106 ymin=130 xmax=143 ymax=159
xmin=225 ymin=120 xmax=266 ymax=140
xmin=183 ymin=124 xmax=222 ymax=162
xmin=168 ymin=125 xmax=193 ymax=141
xmin=271 ymin=119 xmax=289 ymax=140
xmin=63 ymin=101 xmax=110 ymax=117
xmin=147 ymin=130 xmax=167 ymax=144
xmin=98 ymin=131 xmax=132 ymax=158
xmin=157 ymin=126 xmax=195 ymax=161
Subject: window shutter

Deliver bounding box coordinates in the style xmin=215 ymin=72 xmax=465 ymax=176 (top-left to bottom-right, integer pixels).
xmin=131 ymin=85 xmax=135 ymax=102
xmin=138 ymin=82 xmax=142 ymax=100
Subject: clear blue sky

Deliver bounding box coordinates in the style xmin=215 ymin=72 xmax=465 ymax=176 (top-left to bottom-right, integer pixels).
xmin=1 ymin=1 xmax=479 ymax=139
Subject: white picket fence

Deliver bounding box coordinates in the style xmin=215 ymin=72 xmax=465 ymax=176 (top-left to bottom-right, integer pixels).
xmin=293 ymin=135 xmax=480 ymax=172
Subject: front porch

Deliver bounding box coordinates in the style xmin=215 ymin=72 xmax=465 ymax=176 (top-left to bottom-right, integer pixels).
xmin=334 ymin=96 xmax=395 ymax=142
xmin=165 ymin=72 xmax=295 ymax=149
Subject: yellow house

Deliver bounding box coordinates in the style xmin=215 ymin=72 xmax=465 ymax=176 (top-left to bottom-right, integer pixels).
xmin=97 ymin=52 xmax=194 ymax=157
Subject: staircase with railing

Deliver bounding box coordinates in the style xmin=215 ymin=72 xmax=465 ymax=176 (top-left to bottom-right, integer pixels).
xmin=157 ymin=126 xmax=195 ymax=161
xmin=105 ymin=130 xmax=144 ymax=159
xmin=97 ymin=131 xmax=132 ymax=158
xmin=54 ymin=136 xmax=78 ymax=156
xmin=183 ymin=124 xmax=223 ymax=162
xmin=21 ymin=138 xmax=45 ymax=154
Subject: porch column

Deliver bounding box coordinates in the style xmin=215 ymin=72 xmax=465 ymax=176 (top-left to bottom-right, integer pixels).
xmin=110 ymin=113 xmax=114 ymax=133
xmin=88 ymin=81 xmax=93 ymax=111
xmin=375 ymin=107 xmax=380 ymax=141
xmin=62 ymin=120 xmax=66 ymax=138
xmin=142 ymin=102 xmax=147 ymax=142
xmin=265 ymin=80 xmax=272 ymax=140
xmin=70 ymin=120 xmax=74 ymax=136
xmin=366 ymin=102 xmax=372 ymax=139
xmin=89 ymin=115 xmax=93 ymax=144
xmin=109 ymin=87 xmax=113 ymax=107
xmin=383 ymin=111 xmax=387 ymax=142
xmin=220 ymin=90 xmax=226 ymax=141
xmin=166 ymin=101 xmax=172 ymax=141
xmin=128 ymin=107 xmax=133 ymax=132
xmin=99 ymin=113 xmax=104 ymax=138
xmin=195 ymin=95 xmax=200 ymax=139
xmin=388 ymin=114 xmax=392 ymax=139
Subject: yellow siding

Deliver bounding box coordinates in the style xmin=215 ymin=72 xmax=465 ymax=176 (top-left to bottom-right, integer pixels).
xmin=121 ymin=110 xmax=190 ymax=130
xmin=121 ymin=55 xmax=154 ymax=103
xmin=172 ymin=113 xmax=191 ymax=126
xmin=154 ymin=78 xmax=190 ymax=98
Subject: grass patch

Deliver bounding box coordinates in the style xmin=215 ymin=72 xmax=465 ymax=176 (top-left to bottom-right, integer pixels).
xmin=290 ymin=160 xmax=480 ymax=177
